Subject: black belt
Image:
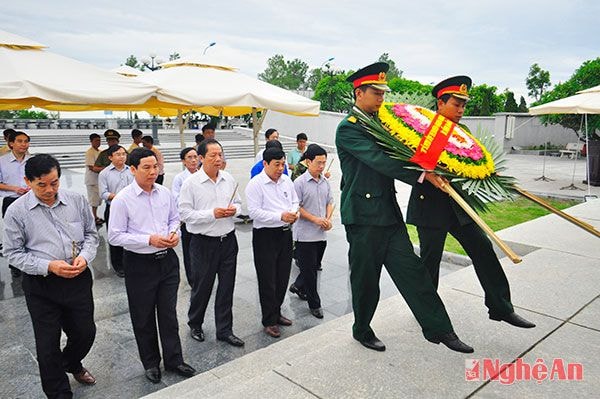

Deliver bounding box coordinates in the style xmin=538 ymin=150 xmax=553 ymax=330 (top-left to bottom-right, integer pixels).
xmin=255 ymin=225 xmax=291 ymax=232
xmin=126 ymin=249 xmax=169 ymax=260
xmin=194 ymin=230 xmax=235 ymax=242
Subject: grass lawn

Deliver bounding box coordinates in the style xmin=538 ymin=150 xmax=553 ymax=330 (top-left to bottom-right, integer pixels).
xmin=406 ymin=197 xmax=581 ymax=255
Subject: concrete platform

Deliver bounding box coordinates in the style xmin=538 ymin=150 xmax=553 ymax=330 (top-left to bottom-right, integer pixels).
xmin=145 ymin=199 xmax=600 ymax=398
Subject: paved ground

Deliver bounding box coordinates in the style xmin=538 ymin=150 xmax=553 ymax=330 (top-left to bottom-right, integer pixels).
xmin=0 ymin=143 xmax=598 ymax=398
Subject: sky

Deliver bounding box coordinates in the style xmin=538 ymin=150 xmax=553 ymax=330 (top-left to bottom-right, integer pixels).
xmin=1 ymin=0 xmax=599 ymax=108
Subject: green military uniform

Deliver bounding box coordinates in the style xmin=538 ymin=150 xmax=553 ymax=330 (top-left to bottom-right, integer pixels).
xmin=406 ymin=75 xmax=513 ymax=319
xmin=406 ymin=122 xmax=513 ymax=318
xmin=336 ymin=107 xmax=455 ymax=342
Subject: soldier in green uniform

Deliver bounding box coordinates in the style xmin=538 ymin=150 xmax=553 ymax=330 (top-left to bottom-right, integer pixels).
xmin=336 ymin=62 xmax=473 ymax=353
xmin=406 ymin=76 xmax=536 ymax=329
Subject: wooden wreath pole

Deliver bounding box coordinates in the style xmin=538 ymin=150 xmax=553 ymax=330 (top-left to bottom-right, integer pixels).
xmin=441 ymin=182 xmax=522 ymax=264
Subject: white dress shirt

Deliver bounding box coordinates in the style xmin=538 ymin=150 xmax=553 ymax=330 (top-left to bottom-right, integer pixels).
xmin=108 ymin=180 xmax=180 ymax=254
xmin=245 ymin=170 xmax=299 ymax=229
xmin=98 ymin=164 xmax=134 ymax=204
xmin=0 ymin=151 xmax=32 ymax=198
xmin=178 ymin=168 xmax=241 ymax=236
xmin=171 ymin=168 xmax=194 ymax=203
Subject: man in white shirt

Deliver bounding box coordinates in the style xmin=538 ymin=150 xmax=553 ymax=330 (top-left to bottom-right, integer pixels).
xmin=254 ymin=128 xmax=279 ymax=163
xmin=172 ymin=147 xmax=199 ymax=286
xmin=245 ymin=147 xmax=298 ymax=338
xmin=179 ymin=139 xmax=244 ymax=347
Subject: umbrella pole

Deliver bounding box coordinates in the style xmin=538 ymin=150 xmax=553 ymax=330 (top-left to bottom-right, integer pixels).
xmin=441 ymin=182 xmax=522 ymax=264
xmin=514 ymin=186 xmax=600 ymax=238
xmin=177 ymin=110 xmax=185 ymax=149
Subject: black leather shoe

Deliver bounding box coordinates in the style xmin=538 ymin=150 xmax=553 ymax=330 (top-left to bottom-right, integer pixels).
xmin=289 ymin=284 xmax=307 ymax=300
xmin=428 ymin=332 xmax=474 ymax=353
xmin=491 ymin=312 xmax=536 ymax=328
xmin=145 ymin=367 xmax=161 ymax=383
xmin=277 ymin=316 xmax=293 ymax=326
xmin=166 ymin=363 xmax=196 ymax=378
xmin=217 ymin=334 xmax=245 ymax=347
xmin=310 ymin=308 xmax=324 ymax=319
xmin=190 ymin=328 xmax=205 ymax=342
xmin=355 ymin=336 xmax=386 ymax=352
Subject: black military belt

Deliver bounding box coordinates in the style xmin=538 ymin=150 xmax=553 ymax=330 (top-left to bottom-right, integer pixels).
xmin=128 ymin=249 xmax=169 ymax=260
xmin=195 ymin=230 xmax=235 ymax=242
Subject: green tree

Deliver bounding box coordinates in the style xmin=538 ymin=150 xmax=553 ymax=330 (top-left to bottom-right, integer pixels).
xmin=15 ymin=110 xmax=48 ymax=119
xmin=536 ymin=57 xmax=600 ymax=138
xmin=518 ymin=96 xmax=528 ymax=112
xmin=313 ymin=72 xmax=353 ymax=112
xmin=306 ymin=68 xmax=324 ymax=90
xmin=124 ymin=54 xmax=141 ymax=70
xmin=388 ymin=77 xmax=432 ymax=94
xmin=503 ymin=90 xmax=519 ymax=112
xmin=377 ymin=53 xmax=402 ymax=79
xmin=258 ymin=54 xmax=309 ymax=90
xmin=0 ymin=111 xmax=15 ymax=118
xmin=526 ymin=63 xmax=551 ymax=102
xmin=169 ymin=52 xmax=180 ymax=61
xmin=465 ymin=84 xmax=504 ymax=116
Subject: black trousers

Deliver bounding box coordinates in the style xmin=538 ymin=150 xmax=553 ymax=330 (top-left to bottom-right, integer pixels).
xmin=104 ymin=204 xmax=124 ymax=273
xmin=252 ymin=227 xmax=293 ymax=326
xmin=3 ymin=196 xmax=19 ymax=273
xmin=295 ymin=241 xmax=327 ymax=310
xmin=180 ymin=223 xmax=193 ymax=286
xmin=123 ymin=249 xmax=183 ymax=370
xmin=187 ymin=231 xmax=238 ymax=338
xmin=417 ymin=220 xmax=514 ymax=318
xmin=22 ymin=268 xmax=96 ymax=399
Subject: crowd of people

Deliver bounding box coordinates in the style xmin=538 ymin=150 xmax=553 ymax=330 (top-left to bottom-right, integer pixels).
xmin=0 ymin=62 xmax=537 ymax=399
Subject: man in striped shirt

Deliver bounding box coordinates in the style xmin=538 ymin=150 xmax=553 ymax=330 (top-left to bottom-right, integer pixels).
xmin=3 ymin=154 xmax=99 ymax=398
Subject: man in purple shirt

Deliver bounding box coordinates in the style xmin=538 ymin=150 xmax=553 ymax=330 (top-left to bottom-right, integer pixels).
xmin=108 ymin=148 xmax=196 ymax=384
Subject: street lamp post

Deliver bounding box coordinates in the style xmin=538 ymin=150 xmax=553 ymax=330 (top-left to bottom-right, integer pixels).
xmin=203 ymin=42 xmax=216 ymax=55
xmin=141 ymin=53 xmax=164 ymax=143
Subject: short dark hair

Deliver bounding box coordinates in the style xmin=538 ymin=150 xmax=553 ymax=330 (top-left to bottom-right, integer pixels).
xmin=263 ymin=148 xmax=285 ymax=163
xmin=3 ymin=128 xmax=16 ymax=139
xmin=303 ymin=144 xmax=327 ymax=161
xmin=265 ymin=140 xmax=283 ymax=150
xmin=438 ymin=94 xmax=451 ymax=104
xmin=89 ymin=133 xmax=101 ymax=141
xmin=107 ymin=144 xmax=126 ymax=157
xmin=296 ymin=133 xmax=308 ymax=141
xmin=195 ymin=133 xmax=204 ymax=143
xmin=141 ymin=135 xmax=153 ymax=145
xmin=179 ymin=147 xmax=196 ymax=160
xmin=201 ymin=123 xmax=216 ymax=132
xmin=25 ymin=154 xmax=61 ymax=181
xmin=131 ymin=129 xmax=143 ymax=138
xmin=264 ymin=128 xmax=278 ymax=140
xmin=353 ymin=85 xmax=368 ymax=100
xmin=128 ymin=148 xmax=156 ymax=167
xmin=8 ymin=130 xmax=30 ymax=143
xmin=198 ymin=138 xmax=222 ymax=157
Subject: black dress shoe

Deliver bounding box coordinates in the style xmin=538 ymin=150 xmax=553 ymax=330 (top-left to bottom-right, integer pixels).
xmin=277 ymin=316 xmax=293 ymax=326
xmin=217 ymin=334 xmax=245 ymax=347
xmin=491 ymin=312 xmax=536 ymax=328
xmin=191 ymin=328 xmax=205 ymax=342
xmin=72 ymin=367 xmax=96 ymax=385
xmin=145 ymin=367 xmax=161 ymax=383
xmin=166 ymin=363 xmax=196 ymax=378
xmin=428 ymin=332 xmax=474 ymax=353
xmin=289 ymin=284 xmax=307 ymax=300
xmin=310 ymin=308 xmax=324 ymax=319
xmin=355 ymin=336 xmax=386 ymax=352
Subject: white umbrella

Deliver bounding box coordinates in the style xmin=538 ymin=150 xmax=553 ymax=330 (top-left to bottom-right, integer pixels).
xmin=0 ymin=30 xmax=158 ymax=111
xmin=135 ymin=57 xmax=320 ymax=151
xmin=529 ymin=86 xmax=600 ymax=196
xmin=111 ymin=65 xmax=145 ymax=77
